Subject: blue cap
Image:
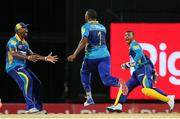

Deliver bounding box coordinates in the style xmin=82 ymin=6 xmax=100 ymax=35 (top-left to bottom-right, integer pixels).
xmin=14 ymin=22 xmax=29 ymax=32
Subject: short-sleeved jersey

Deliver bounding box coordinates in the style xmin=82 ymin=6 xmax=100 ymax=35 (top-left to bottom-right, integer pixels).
xmin=81 ymin=21 xmax=110 ymax=59
xmin=6 ymin=34 xmax=30 ymax=72
xmin=129 ymin=41 xmax=147 ymax=70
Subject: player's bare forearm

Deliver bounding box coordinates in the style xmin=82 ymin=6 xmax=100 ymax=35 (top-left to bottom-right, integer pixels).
xmin=32 ymin=54 xmax=46 ymax=61
xmin=34 ymin=52 xmax=58 ymax=63
xmin=67 ymin=38 xmax=87 ymax=62
xmin=73 ymin=38 xmax=88 ymax=56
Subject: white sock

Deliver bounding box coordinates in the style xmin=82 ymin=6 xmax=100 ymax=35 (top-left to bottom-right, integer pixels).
xmin=86 ymin=92 xmax=92 ymax=99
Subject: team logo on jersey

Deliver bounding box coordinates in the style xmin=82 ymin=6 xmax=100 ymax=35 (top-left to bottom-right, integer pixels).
xmin=18 ymin=45 xmax=23 ymax=49
xmin=10 ymin=40 xmax=17 ymax=45
xmin=133 ymin=45 xmax=140 ymax=50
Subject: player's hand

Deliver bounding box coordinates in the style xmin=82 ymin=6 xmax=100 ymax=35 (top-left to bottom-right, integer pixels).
xmin=152 ymin=69 xmax=158 ymax=83
xmin=119 ymin=79 xmax=128 ymax=95
xmin=45 ymin=52 xmax=58 ymax=64
xmin=121 ymin=62 xmax=130 ymax=70
xmin=67 ymin=54 xmax=76 ymax=62
xmin=27 ymin=55 xmax=39 ymax=62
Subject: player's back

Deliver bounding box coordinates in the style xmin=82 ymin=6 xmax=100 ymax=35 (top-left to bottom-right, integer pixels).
xmin=84 ymin=21 xmax=106 ymax=47
xmin=82 ymin=21 xmax=109 ymax=59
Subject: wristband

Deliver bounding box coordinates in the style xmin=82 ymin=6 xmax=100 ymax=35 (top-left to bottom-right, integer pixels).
xmin=45 ymin=57 xmax=47 ymax=61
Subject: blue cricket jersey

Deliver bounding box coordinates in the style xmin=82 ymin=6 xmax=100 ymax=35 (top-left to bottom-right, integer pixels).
xmin=81 ymin=21 xmax=110 ymax=59
xmin=129 ymin=41 xmax=147 ymax=70
xmin=6 ymin=34 xmax=30 ymax=72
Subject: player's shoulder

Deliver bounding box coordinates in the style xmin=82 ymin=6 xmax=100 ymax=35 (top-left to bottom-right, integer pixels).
xmin=93 ymin=21 xmax=106 ymax=30
xmin=81 ymin=23 xmax=90 ymax=29
xmin=8 ymin=36 xmax=18 ymax=45
xmin=97 ymin=23 xmax=105 ymax=27
xmin=131 ymin=41 xmax=141 ymax=50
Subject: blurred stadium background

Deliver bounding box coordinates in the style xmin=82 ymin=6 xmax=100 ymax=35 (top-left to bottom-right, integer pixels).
xmin=0 ymin=0 xmax=180 ymax=114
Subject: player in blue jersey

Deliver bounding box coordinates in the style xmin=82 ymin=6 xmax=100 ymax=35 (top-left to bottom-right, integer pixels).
xmin=106 ymin=31 xmax=175 ymax=112
xmin=67 ymin=9 xmax=128 ymax=106
xmin=6 ymin=22 xmax=58 ymax=113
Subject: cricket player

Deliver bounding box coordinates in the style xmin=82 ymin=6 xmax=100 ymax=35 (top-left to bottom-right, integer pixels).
xmin=6 ymin=22 xmax=58 ymax=113
xmin=106 ymin=31 xmax=175 ymax=112
xmin=67 ymin=9 xmax=128 ymax=107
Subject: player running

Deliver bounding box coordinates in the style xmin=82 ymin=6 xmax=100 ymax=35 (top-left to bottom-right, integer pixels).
xmin=6 ymin=22 xmax=58 ymax=113
xmin=106 ymin=31 xmax=175 ymax=112
xmin=67 ymin=9 xmax=128 ymax=107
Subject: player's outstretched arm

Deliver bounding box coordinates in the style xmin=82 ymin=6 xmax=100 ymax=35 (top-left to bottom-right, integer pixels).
xmin=34 ymin=52 xmax=59 ymax=64
xmin=9 ymin=48 xmax=38 ymax=62
xmin=67 ymin=38 xmax=88 ymax=62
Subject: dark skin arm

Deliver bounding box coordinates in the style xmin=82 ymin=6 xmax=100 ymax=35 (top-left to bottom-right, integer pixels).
xmin=27 ymin=48 xmax=59 ymax=63
xmin=27 ymin=49 xmax=46 ymax=61
xmin=35 ymin=52 xmax=59 ymax=64
xmin=10 ymin=48 xmax=58 ymax=63
xmin=67 ymin=37 xmax=88 ymax=62
xmin=9 ymin=48 xmax=38 ymax=62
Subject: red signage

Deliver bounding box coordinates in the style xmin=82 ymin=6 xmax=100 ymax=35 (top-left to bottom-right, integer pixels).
xmin=0 ymin=103 xmax=179 ymax=114
xmin=110 ymin=23 xmax=180 ymax=99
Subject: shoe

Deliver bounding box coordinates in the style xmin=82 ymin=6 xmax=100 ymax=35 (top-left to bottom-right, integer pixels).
xmin=106 ymin=103 xmax=122 ymax=113
xmin=84 ymin=98 xmax=95 ymax=107
xmin=25 ymin=107 xmax=40 ymax=114
xmin=167 ymin=95 xmax=175 ymax=111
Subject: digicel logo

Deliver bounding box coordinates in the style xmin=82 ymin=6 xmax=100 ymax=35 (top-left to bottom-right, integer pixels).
xmin=141 ymin=43 xmax=180 ymax=85
xmin=110 ymin=23 xmax=180 ymax=100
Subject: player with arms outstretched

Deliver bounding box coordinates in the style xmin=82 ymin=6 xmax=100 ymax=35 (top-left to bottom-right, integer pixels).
xmin=67 ymin=9 xmax=128 ymax=106
xmin=107 ymin=31 xmax=175 ymax=112
xmin=6 ymin=22 xmax=58 ymax=113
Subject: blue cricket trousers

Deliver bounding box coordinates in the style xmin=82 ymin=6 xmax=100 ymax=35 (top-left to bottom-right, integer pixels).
xmin=119 ymin=64 xmax=167 ymax=103
xmin=81 ymin=56 xmax=119 ymax=92
xmin=7 ymin=65 xmax=43 ymax=111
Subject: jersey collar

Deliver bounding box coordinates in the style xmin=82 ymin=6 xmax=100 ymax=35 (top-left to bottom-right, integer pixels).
xmin=15 ymin=34 xmax=22 ymax=42
xmin=88 ymin=20 xmax=99 ymax=23
xmin=15 ymin=34 xmax=26 ymax=43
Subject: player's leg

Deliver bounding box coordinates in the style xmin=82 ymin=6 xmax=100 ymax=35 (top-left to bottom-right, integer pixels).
xmin=80 ymin=60 xmax=94 ymax=106
xmin=98 ymin=57 xmax=119 ymax=87
xmin=26 ymin=68 xmax=43 ymax=111
xmin=7 ymin=66 xmax=38 ymax=112
xmin=139 ymin=65 xmax=175 ymax=110
xmin=140 ymin=66 xmax=169 ymax=101
xmin=107 ymin=73 xmax=140 ymax=112
xmin=98 ymin=57 xmax=128 ymax=95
